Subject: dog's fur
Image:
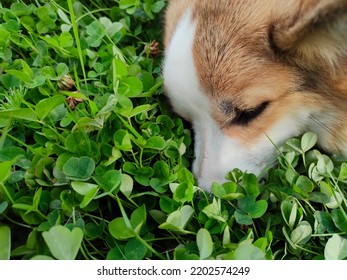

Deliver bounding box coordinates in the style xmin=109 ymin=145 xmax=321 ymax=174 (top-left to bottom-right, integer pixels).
xmin=163 ymin=0 xmax=347 ymax=190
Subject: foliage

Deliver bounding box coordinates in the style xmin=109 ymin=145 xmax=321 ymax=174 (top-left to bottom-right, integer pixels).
xmin=0 ymin=0 xmax=346 ymax=260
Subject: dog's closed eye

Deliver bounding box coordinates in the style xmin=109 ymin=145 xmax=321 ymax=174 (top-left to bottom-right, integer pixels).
xmin=220 ymin=101 xmax=270 ymax=127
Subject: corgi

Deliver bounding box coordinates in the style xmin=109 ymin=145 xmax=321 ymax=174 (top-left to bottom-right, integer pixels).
xmin=163 ymin=0 xmax=347 ymax=190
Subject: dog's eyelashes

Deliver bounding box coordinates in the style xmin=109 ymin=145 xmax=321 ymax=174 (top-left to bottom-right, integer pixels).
xmin=228 ymin=101 xmax=270 ymax=126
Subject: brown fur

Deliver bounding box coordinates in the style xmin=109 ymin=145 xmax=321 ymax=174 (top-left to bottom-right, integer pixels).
xmin=164 ymin=0 xmax=347 ymax=153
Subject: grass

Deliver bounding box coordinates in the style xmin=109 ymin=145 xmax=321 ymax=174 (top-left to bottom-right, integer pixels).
xmin=0 ymin=0 xmax=347 ymax=260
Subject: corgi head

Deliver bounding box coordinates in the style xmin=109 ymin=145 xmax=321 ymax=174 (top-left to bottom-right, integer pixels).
xmin=163 ymin=0 xmax=347 ymax=190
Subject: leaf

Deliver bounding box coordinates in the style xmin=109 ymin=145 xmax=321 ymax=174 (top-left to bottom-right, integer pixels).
xmin=338 ymin=162 xmax=347 ymax=181
xmin=130 ymin=104 xmax=152 ymax=118
xmin=173 ymin=183 xmax=194 ymax=203
xmin=3 ymin=19 xmax=20 ymax=33
xmin=0 ymin=146 xmax=26 ymax=161
xmin=35 ymin=95 xmax=66 ymax=120
xmin=119 ymin=76 xmax=143 ymax=97
xmin=0 ymin=201 xmax=9 ymax=215
xmin=144 ymin=136 xmax=166 ymax=150
xmin=130 ymin=205 xmax=146 ymax=234
xmin=281 ymin=199 xmax=302 ymax=229
xmin=109 ymin=217 xmax=134 ymax=240
xmin=301 ymin=132 xmax=318 ymax=152
xmin=113 ymin=59 xmax=128 ymax=77
xmin=0 ymin=29 xmax=10 ymax=49
xmin=63 ymin=156 xmax=95 ymax=180
xmin=284 ymin=138 xmax=302 ymax=154
xmin=71 ymin=181 xmax=98 ymax=196
xmin=197 ymin=228 xmax=213 ymax=260
xmin=99 ymin=17 xmax=123 ymax=37
xmin=57 ymin=8 xmax=71 ymax=24
xmin=177 ymin=168 xmax=195 ymax=185
xmin=93 ymin=170 xmax=122 ymax=195
xmin=290 ymin=221 xmax=312 ymax=245
xmin=222 ymin=226 xmax=231 ymax=247
xmin=324 ymin=234 xmax=347 ymax=260
xmin=314 ymin=211 xmax=336 ymax=233
xmin=0 ymin=225 xmax=11 ymax=260
xmin=234 ymin=210 xmax=253 ymax=225
xmin=254 ymin=237 xmax=268 ymax=252
xmin=64 ymin=132 xmax=91 ymax=155
xmin=307 ymin=192 xmax=325 ymax=204
xmin=211 ymin=181 xmax=243 ymax=200
xmin=119 ymin=0 xmax=137 ymax=8
xmin=6 ymin=60 xmax=33 ymax=82
xmin=120 ymin=174 xmax=133 ymax=197
xmin=42 ymin=225 xmax=83 ymax=260
xmin=159 ymin=205 xmax=194 ymax=232
xmin=211 ymin=182 xmax=226 ymax=198
xmin=316 ymin=155 xmax=334 ymax=174
xmin=114 ymin=129 xmax=132 ymax=151
xmin=331 ymin=209 xmax=347 ymax=232
xmin=0 ymin=73 xmax=21 ymax=89
xmin=151 ymin=1 xmax=165 ymax=13
xmin=85 ymin=20 xmax=105 ymax=47
xmin=159 ymin=196 xmax=180 ymax=213
xmin=238 ymin=197 xmax=268 ymax=219
xmin=28 ymin=187 xmax=43 ymax=214
xmin=285 ymin=169 xmax=299 ymax=185
xmin=295 ymin=176 xmax=314 ymax=193
xmin=242 ymin=173 xmax=259 ymax=197
xmin=124 ymin=238 xmax=147 ymax=260
xmin=84 ymin=222 xmax=104 ymax=239
xmin=0 ymin=161 xmax=12 ymax=183
xmin=152 ymin=160 xmax=170 ymax=180
xmin=107 ymin=246 xmax=126 ymax=260
xmin=80 ymin=188 xmax=99 ymax=208
xmin=226 ymin=242 xmax=266 ymax=260
xmin=56 ymin=63 xmax=69 ymax=78
xmin=249 ymin=200 xmax=268 ymax=219
xmin=41 ymin=66 xmax=55 ymax=79
xmin=174 ymin=246 xmax=200 ymax=260
xmin=0 ymin=108 xmax=38 ymax=122
xmin=326 ymin=191 xmax=343 ymax=209
xmin=203 ymin=198 xmax=227 ymax=222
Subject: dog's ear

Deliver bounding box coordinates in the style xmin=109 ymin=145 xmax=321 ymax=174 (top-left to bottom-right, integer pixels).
xmin=272 ymin=0 xmax=347 ymax=70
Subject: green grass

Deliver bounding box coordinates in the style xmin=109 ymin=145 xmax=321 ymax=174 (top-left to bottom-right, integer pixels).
xmin=0 ymin=0 xmax=347 ymax=260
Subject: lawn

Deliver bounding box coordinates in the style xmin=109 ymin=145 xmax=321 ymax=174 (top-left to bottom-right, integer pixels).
xmin=0 ymin=0 xmax=346 ymax=260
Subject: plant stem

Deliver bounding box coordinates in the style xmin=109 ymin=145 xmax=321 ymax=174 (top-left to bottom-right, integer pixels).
xmin=115 ymin=195 xmax=166 ymax=260
xmin=67 ymin=0 xmax=88 ymax=92
xmin=117 ymin=114 xmax=144 ymax=141
xmin=0 ymin=183 xmax=14 ymax=204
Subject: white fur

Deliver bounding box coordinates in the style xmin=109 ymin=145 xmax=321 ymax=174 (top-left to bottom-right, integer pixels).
xmin=163 ymin=10 xmax=312 ymax=190
xmin=163 ymin=10 xmax=204 ymax=121
xmin=191 ymin=113 xmax=309 ymax=189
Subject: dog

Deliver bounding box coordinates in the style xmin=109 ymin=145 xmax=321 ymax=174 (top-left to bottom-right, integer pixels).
xmin=163 ymin=0 xmax=347 ymax=190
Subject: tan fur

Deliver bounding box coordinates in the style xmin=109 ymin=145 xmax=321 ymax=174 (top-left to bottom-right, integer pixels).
xmin=164 ymin=0 xmax=195 ymax=47
xmin=164 ymin=0 xmax=347 ymax=156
